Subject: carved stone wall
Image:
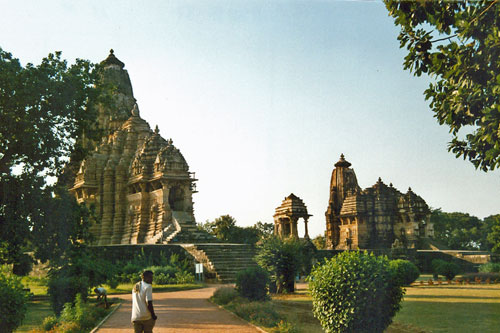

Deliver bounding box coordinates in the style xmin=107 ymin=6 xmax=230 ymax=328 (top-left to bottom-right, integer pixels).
xmin=70 ymin=51 xmax=198 ymax=245
xmin=325 ymin=155 xmax=433 ymax=250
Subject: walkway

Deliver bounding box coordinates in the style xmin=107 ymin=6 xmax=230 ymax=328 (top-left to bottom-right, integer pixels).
xmin=96 ymin=286 xmax=262 ymax=332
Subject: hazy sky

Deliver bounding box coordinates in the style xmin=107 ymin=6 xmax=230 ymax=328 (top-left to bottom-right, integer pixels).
xmin=2 ymin=0 xmax=499 ymax=238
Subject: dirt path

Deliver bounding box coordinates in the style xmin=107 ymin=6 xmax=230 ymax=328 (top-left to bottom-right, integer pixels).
xmin=96 ymin=286 xmax=262 ymax=332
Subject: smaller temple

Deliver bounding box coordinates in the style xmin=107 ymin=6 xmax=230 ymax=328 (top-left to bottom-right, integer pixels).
xmin=274 ymin=194 xmax=312 ymax=239
xmin=325 ymin=154 xmax=433 ymax=250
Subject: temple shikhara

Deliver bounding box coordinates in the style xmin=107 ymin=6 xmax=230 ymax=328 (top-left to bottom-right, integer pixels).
xmin=71 ymin=50 xmax=212 ymax=245
xmin=325 ymin=154 xmax=434 ymax=250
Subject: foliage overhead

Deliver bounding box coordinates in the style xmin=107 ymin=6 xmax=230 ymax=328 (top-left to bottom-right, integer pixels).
xmin=385 ymin=1 xmax=500 ymax=171
xmin=0 ymin=47 xmax=105 ymax=268
xmin=308 ymin=251 xmax=404 ymax=333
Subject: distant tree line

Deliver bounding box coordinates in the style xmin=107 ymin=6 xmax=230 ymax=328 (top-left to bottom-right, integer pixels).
xmin=431 ymin=209 xmax=500 ymax=253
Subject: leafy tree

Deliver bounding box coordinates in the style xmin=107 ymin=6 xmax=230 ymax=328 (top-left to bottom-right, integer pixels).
xmin=255 ymin=235 xmax=307 ymax=293
xmin=0 ymin=47 xmax=104 ymax=269
xmin=385 ymin=1 xmax=500 ymax=171
xmin=199 ymin=216 xmax=271 ymax=245
xmin=311 ymin=234 xmax=326 ymax=250
xmin=486 ymin=215 xmax=500 ymax=254
xmin=308 ymin=251 xmax=404 ymax=333
xmin=253 ymin=221 xmax=274 ymax=238
xmin=430 ymin=209 xmax=484 ymax=250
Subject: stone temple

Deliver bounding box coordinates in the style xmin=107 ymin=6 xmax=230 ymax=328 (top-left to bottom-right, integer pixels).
xmin=71 ymin=50 xmax=212 ymax=246
xmin=325 ymin=154 xmax=434 ymax=250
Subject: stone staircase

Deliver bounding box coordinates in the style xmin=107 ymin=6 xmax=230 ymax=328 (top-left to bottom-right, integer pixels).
xmin=162 ymin=211 xmax=216 ymax=243
xmin=181 ymin=243 xmax=259 ymax=283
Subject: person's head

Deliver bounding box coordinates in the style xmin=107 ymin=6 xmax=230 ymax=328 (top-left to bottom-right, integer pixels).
xmin=142 ymin=270 xmax=154 ymax=284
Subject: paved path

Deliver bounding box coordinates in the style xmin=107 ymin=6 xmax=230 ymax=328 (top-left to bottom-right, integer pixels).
xmin=96 ymin=286 xmax=261 ymax=332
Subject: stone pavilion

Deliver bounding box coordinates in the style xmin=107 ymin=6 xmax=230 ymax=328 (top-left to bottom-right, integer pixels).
xmin=273 ymin=193 xmax=312 ymax=239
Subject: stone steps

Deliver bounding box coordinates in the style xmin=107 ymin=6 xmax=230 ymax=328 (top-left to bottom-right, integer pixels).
xmin=181 ymin=243 xmax=259 ymax=283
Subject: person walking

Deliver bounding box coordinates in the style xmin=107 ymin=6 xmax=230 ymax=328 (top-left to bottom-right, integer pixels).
xmin=131 ymin=270 xmax=157 ymax=333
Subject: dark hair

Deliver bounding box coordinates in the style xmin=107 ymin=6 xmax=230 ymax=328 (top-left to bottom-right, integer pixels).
xmin=142 ymin=270 xmax=154 ymax=279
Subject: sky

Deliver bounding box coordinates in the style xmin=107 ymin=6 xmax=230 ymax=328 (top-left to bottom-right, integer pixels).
xmin=1 ymin=0 xmax=499 ymax=238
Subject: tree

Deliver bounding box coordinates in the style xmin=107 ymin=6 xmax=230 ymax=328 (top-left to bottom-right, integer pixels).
xmin=311 ymin=234 xmax=326 ymax=250
xmin=255 ymin=235 xmax=308 ymax=293
xmin=430 ymin=209 xmax=484 ymax=250
xmin=199 ymin=216 xmax=272 ymax=245
xmin=486 ymin=215 xmax=500 ymax=253
xmin=0 ymin=48 xmax=103 ymax=268
xmin=385 ymin=1 xmax=500 ymax=171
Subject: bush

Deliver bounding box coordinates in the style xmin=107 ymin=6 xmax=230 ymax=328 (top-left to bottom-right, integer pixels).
xmin=478 ymin=262 xmax=500 ymax=273
xmin=212 ymin=286 xmax=239 ymax=305
xmin=42 ymin=315 xmax=58 ymax=331
xmin=174 ymin=270 xmax=195 ymax=284
xmin=229 ymin=301 xmax=281 ymax=327
xmin=389 ymin=259 xmax=420 ymax=286
xmin=0 ymin=266 xmax=30 ymax=333
xmin=308 ymin=251 xmax=404 ymax=333
xmin=47 ymin=273 xmax=90 ymax=316
xmin=236 ymin=266 xmax=269 ymax=301
xmin=432 ymin=259 xmax=460 ymax=280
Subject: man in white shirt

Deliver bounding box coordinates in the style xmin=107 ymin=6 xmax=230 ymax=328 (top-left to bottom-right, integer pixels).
xmin=131 ymin=270 xmax=157 ymax=333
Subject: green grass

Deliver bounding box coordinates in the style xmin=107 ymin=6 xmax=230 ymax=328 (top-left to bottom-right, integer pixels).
xmin=15 ymin=299 xmax=53 ymax=332
xmin=264 ymin=283 xmax=500 ymax=332
xmin=394 ymin=284 xmax=500 ymax=333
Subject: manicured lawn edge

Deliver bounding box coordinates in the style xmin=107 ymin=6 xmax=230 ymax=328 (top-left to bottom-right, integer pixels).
xmin=207 ymin=298 xmax=267 ymax=333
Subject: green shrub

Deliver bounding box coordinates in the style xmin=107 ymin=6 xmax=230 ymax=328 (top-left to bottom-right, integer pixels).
xmin=308 ymin=251 xmax=404 ymax=333
xmin=462 ymin=272 xmax=500 ymax=282
xmin=174 ymin=270 xmax=195 ymax=284
xmin=47 ymin=274 xmax=89 ymax=315
xmin=432 ymin=259 xmax=460 ymax=280
xmin=0 ymin=266 xmax=30 ymax=333
xmin=478 ymin=262 xmax=500 ymax=273
xmin=389 ymin=259 xmax=420 ymax=286
xmin=212 ymin=286 xmax=239 ymax=305
xmin=42 ymin=315 xmax=58 ymax=331
xmin=154 ymin=273 xmax=171 ymax=285
xmin=229 ymin=301 xmax=281 ymax=327
xmin=236 ymin=266 xmax=269 ymax=301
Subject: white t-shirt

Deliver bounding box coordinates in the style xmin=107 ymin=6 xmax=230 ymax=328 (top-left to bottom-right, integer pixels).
xmin=131 ymin=281 xmax=153 ymax=322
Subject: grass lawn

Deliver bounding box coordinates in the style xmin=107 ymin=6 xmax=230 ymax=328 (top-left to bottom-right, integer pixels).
xmin=15 ymin=299 xmax=53 ymax=333
xmin=267 ymin=283 xmax=500 ymax=333
xmin=394 ymin=284 xmax=500 ymax=333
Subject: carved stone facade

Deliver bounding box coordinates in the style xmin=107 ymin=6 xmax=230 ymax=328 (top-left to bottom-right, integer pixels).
xmin=274 ymin=193 xmax=312 ymax=239
xmin=325 ymin=154 xmax=433 ymax=250
xmin=70 ymin=50 xmax=202 ymax=245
